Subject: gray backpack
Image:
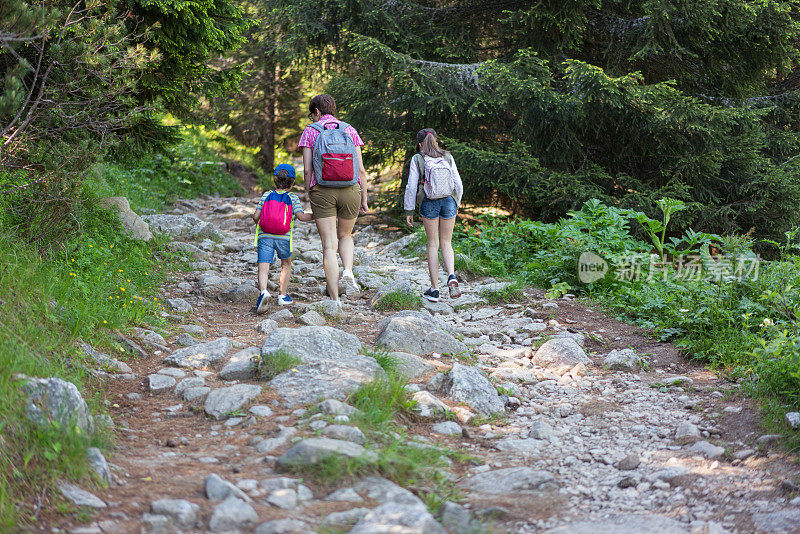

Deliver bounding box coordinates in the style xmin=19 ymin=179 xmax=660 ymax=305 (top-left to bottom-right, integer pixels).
xmin=309 ymin=121 xmax=359 ymax=188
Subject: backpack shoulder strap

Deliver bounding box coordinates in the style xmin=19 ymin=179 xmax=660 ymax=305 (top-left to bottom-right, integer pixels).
xmin=413 ymin=153 xmax=426 ymax=180
xmin=336 ymin=121 xmax=351 ymax=131
xmin=308 ymin=122 xmax=324 ymax=133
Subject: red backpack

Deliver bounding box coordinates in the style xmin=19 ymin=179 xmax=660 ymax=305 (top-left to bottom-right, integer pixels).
xmin=258 ymin=191 xmax=293 ymax=235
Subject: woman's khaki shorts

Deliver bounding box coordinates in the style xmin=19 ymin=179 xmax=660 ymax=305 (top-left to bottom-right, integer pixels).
xmin=309 ymin=184 xmax=361 ymax=220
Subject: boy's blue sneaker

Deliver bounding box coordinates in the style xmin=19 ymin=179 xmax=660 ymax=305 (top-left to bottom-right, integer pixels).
xmin=277 ymin=294 xmax=293 ymax=306
xmin=256 ymin=291 xmax=270 ymax=314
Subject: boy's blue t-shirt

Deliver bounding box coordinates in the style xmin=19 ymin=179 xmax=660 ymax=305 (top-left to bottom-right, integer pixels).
xmin=256 ymin=190 xmax=303 ymax=241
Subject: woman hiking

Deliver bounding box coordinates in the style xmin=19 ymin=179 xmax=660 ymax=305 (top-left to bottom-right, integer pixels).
xmin=298 ymin=94 xmax=369 ymax=311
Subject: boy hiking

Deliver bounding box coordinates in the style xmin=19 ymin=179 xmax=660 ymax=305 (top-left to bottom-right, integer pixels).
xmin=404 ymin=128 xmax=463 ymax=302
xmin=252 ymin=163 xmax=314 ymax=314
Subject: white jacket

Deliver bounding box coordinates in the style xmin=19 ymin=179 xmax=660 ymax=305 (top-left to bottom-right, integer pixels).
xmin=403 ymin=153 xmax=464 ymax=213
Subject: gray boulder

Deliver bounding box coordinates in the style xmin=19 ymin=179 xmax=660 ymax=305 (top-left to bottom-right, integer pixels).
xmin=182 ymin=386 xmax=211 ymax=403
xmin=389 ymin=352 xmax=436 ymax=380
xmin=603 ymin=348 xmax=642 ymax=371
xmin=442 ymin=363 xmax=505 ymax=416
xmin=460 ymin=467 xmax=558 ymax=493
xmin=317 ymin=399 xmax=359 ymax=416
xmin=20 ymin=376 xmax=94 ymax=433
xmin=275 ymin=438 xmax=377 ymax=472
xmin=432 ymin=421 xmax=463 ymax=436
xmin=204 ymin=384 xmax=262 ymax=420
xmin=219 ymin=347 xmax=259 ymax=381
xmin=164 ymin=337 xmax=232 ymax=368
xmin=208 ymin=496 xmax=258 ymax=533
xmin=376 ymin=311 xmax=466 ymax=356
xmin=262 ymin=327 xmax=380 ymax=407
xmin=101 ymin=197 xmax=153 ymax=241
xmin=533 ymin=338 xmax=591 ymax=368
xmin=350 ymin=499 xmax=446 ymax=534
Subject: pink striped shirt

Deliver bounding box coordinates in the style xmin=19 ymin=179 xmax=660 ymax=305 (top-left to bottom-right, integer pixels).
xmin=298 ymin=115 xmax=364 ymax=188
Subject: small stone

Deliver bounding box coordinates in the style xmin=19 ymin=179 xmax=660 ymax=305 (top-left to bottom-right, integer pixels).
xmin=733 ymin=449 xmax=755 ymax=460
xmin=298 ymin=310 xmax=326 ymax=326
xmin=174 ymin=376 xmax=205 ymax=396
xmin=205 ymin=474 xmax=252 ymax=502
xmin=617 ymin=476 xmax=636 ymax=488
xmin=204 ymin=384 xmax=262 ymax=420
xmin=150 ymin=499 xmax=199 ymax=528
xmin=147 ymin=374 xmax=176 ymax=394
xmin=756 ymin=434 xmax=782 ymax=445
xmin=265 ymin=488 xmax=297 ymax=509
xmin=269 ymin=308 xmax=294 ymax=322
xmin=208 ymin=497 xmax=257 ymax=533
xmin=431 ymin=421 xmax=463 ymax=436
xmin=528 ymin=420 xmax=554 ymax=440
xmin=675 ymin=422 xmax=701 ymax=441
xmin=249 ymin=405 xmax=273 ymax=417
xmin=58 ymin=482 xmax=106 ymax=508
xmin=255 ymin=319 xmax=279 ymax=335
xmin=785 ymin=411 xmax=800 ymax=429
xmin=615 ymin=454 xmax=640 ymax=471
xmin=86 ymin=448 xmax=110 ymax=484
xmin=321 ymin=425 xmax=366 ymax=444
xmin=689 ymin=440 xmax=725 ymax=459
xmin=317 ymin=399 xmax=358 ymax=416
xmin=603 ymin=348 xmax=641 ymax=371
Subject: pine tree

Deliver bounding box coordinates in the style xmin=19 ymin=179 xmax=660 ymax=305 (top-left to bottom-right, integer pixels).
xmin=265 ymin=0 xmax=800 ymax=238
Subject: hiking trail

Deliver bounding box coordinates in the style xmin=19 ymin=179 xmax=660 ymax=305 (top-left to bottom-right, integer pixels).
xmin=42 ymin=191 xmax=800 ymax=534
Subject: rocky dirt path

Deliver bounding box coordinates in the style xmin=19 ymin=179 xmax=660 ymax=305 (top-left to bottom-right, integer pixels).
xmin=44 ymin=193 xmax=800 ymax=534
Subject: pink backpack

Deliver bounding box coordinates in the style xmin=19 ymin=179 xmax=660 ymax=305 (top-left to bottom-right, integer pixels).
xmin=258 ymin=191 xmax=293 ymax=235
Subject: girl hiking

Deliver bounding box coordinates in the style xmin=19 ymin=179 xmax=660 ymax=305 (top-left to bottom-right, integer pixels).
xmin=404 ymin=128 xmax=463 ymax=302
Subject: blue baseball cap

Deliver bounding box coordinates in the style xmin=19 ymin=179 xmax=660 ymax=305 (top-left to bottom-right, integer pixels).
xmin=274 ymin=163 xmax=296 ymax=178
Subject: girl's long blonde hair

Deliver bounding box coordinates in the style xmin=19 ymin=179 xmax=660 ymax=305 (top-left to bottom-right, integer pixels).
xmin=416 ymin=128 xmax=448 ymax=158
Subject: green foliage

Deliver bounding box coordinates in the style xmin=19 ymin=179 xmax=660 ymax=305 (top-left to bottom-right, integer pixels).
xmin=0 ymin=197 xmax=175 ymax=526
xmin=374 ymin=289 xmax=422 ymax=311
xmin=361 ymin=346 xmax=400 ymax=375
xmin=265 ymin=0 xmax=800 ymax=241
xmin=457 ymin=198 xmax=800 ymax=415
xmin=478 ymin=283 xmax=524 ymax=305
xmin=91 ymin=123 xmax=246 ymax=213
xmin=750 ymin=329 xmax=800 ymax=409
xmin=258 ymin=350 xmax=303 ymax=380
xmin=348 ymin=374 xmax=417 ymax=432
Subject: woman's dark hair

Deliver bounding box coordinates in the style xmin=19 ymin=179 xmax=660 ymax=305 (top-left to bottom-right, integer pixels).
xmin=416 ymin=128 xmax=448 ymax=158
xmin=309 ymin=94 xmax=337 ymax=117
xmin=273 ymin=168 xmax=294 ymax=189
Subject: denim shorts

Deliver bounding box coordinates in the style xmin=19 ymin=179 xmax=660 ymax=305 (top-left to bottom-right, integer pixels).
xmin=420 ymin=196 xmax=457 ymax=220
xmin=258 ymin=237 xmax=292 ymax=263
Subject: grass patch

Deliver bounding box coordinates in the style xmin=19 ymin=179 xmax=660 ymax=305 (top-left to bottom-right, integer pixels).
xmin=361 ymin=346 xmax=400 ymax=375
xmin=0 ymin=201 xmax=174 ymax=527
xmin=374 ymin=289 xmax=422 ymax=311
xmin=478 ymin=283 xmax=524 ymax=305
xmin=258 ymin=350 xmax=304 ymax=380
xmin=283 ymin=371 xmax=473 ymax=511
